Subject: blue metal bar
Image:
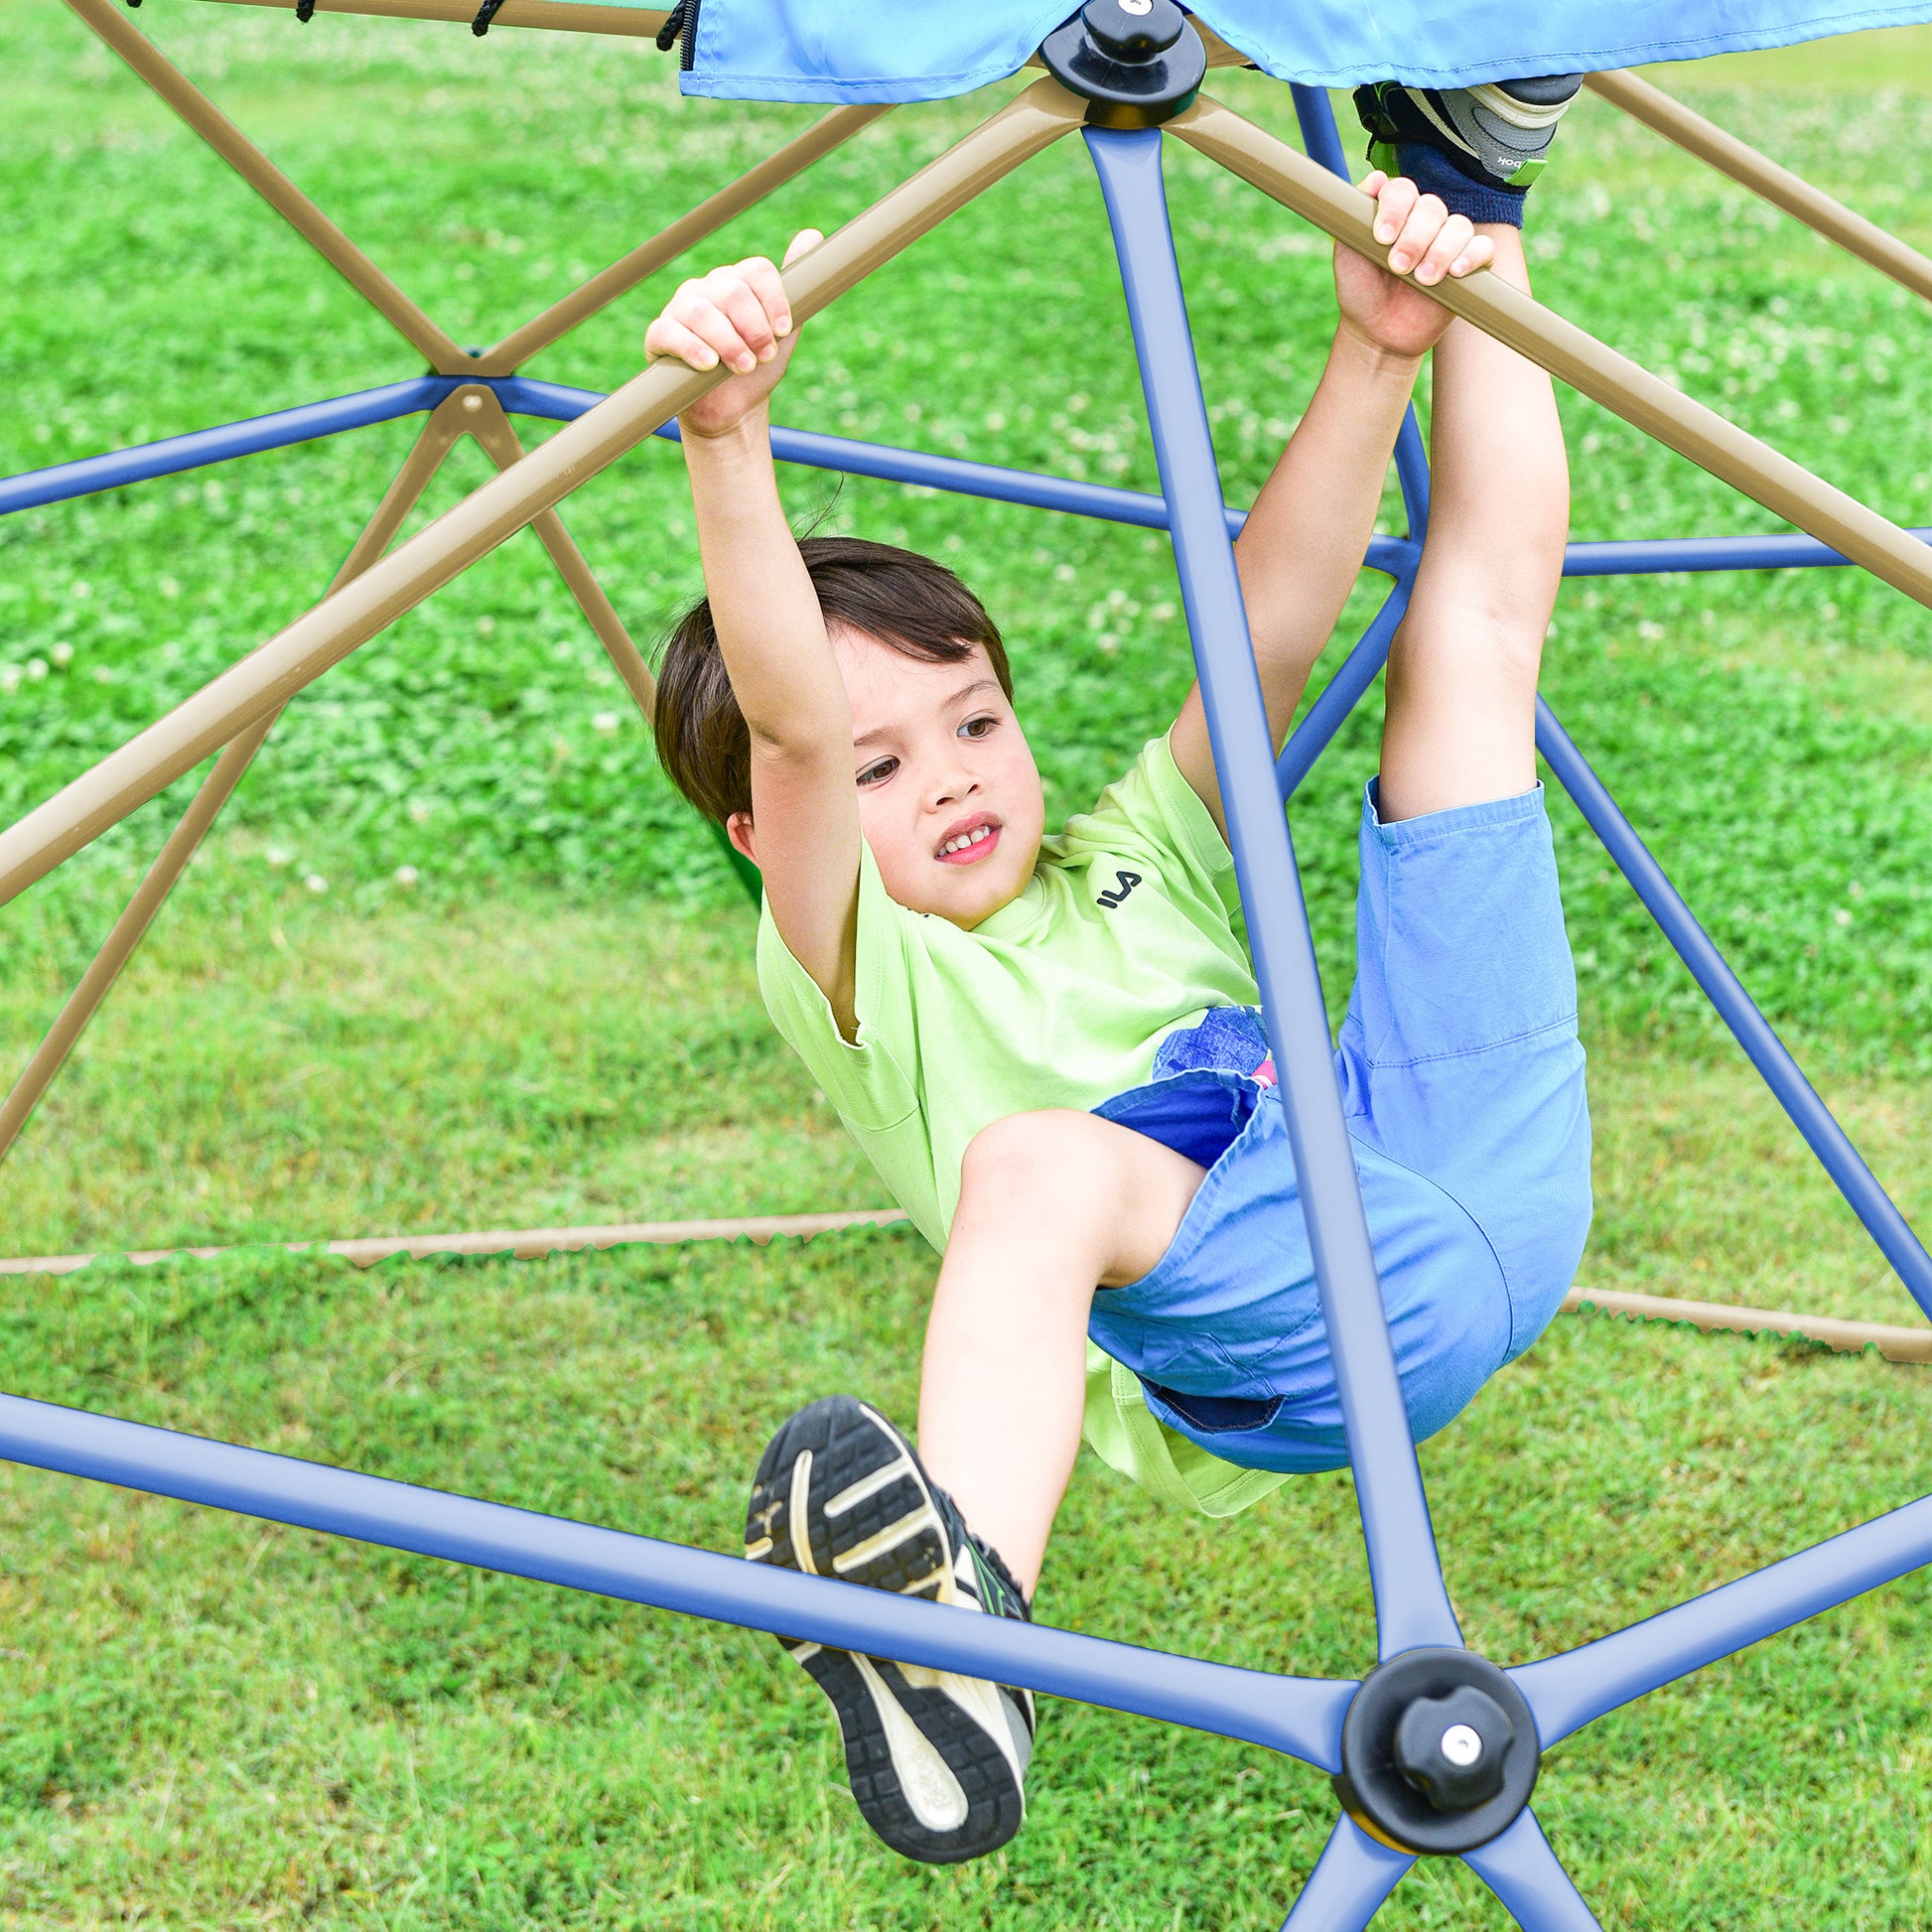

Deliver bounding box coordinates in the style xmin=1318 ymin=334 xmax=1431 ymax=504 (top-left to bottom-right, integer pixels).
xmin=1290 ymin=83 xmax=1353 ymax=180
xmin=1280 ymin=1814 xmax=1414 ymax=1931
xmin=1535 ymin=698 xmax=1932 ymax=1315
xmin=1509 ymin=1491 xmax=1932 ymax=1750
xmin=496 ymin=375 xmax=1423 ymax=574
xmin=1277 ymin=568 xmax=1416 ymax=799
xmin=0 ymin=1389 xmax=1357 ymax=1770
xmin=506 ymin=378 xmax=1919 ymax=581
xmin=1563 ymin=528 xmax=1932 ymax=577
xmin=1462 ymin=1811 xmax=1602 ymax=1930
xmin=0 ymin=379 xmax=456 ymax=517
xmin=1087 ymin=124 xmax=1460 ymax=1661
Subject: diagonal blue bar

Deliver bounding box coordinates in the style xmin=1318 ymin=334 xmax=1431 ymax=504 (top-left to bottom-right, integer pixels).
xmin=507 ymin=380 xmax=1915 ymax=581
xmin=0 ymin=1390 xmax=1356 ymax=1769
xmin=1510 ymin=1491 xmax=1932 ymax=1750
xmin=1085 ymin=123 xmax=1460 ymax=1661
xmin=1280 ymin=1813 xmax=1414 ymax=1931
xmin=0 ymin=379 xmax=456 ymax=517
xmin=1462 ymin=1811 xmax=1602 ymax=1931
xmin=1535 ymin=697 xmax=1932 ymax=1315
xmin=1564 ymin=528 xmax=1932 ymax=576
xmin=1277 ymin=569 xmax=1416 ymax=799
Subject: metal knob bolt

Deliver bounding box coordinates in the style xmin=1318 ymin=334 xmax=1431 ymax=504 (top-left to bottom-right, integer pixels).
xmin=1394 ymin=1688 xmax=1513 ymax=1812
xmin=1080 ymin=0 xmax=1183 ymax=63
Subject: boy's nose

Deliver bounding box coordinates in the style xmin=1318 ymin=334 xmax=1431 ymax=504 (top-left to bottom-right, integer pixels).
xmin=926 ymin=767 xmax=981 ymax=809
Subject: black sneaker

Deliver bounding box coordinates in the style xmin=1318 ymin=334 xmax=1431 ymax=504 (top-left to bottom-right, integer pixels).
xmin=745 ymin=1395 xmax=1035 ymax=1864
xmin=1355 ymin=75 xmax=1584 ymax=201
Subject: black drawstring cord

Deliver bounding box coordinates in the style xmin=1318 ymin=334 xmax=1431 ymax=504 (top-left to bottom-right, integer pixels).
xmin=654 ymin=2 xmax=687 ymax=52
xmin=471 ymin=0 xmax=505 ymax=32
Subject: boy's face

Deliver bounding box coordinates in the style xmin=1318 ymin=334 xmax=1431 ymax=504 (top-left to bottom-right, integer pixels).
xmin=834 ymin=627 xmax=1045 ymax=929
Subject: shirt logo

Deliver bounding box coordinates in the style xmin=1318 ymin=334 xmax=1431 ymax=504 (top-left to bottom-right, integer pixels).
xmin=1096 ymin=868 xmax=1143 ymax=910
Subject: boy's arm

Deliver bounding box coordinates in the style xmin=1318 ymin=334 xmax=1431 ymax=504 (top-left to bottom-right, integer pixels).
xmin=1169 ymin=176 xmax=1490 ymax=836
xmin=648 ymin=236 xmax=865 ymax=1036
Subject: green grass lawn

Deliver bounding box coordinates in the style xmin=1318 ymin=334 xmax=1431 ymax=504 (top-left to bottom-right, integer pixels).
xmin=1 ymin=1 xmax=1930 ymax=1923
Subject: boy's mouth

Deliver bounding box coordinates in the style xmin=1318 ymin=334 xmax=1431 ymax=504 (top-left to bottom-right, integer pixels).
xmin=934 ymin=813 xmax=1001 ymax=866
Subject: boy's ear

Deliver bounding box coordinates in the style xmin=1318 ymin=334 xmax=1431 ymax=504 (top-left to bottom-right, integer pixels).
xmin=726 ymin=811 xmax=758 ymax=865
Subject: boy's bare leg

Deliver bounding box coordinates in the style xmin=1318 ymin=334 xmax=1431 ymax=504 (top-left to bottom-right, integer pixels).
xmin=916 ymin=1111 xmax=1204 ymax=1598
xmin=1378 ymin=228 xmax=1569 ymax=822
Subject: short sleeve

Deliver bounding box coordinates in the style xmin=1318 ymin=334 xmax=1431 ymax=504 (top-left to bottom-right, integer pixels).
xmin=1059 ymin=731 xmax=1243 ymax=930
xmin=756 ymin=841 xmax=919 ymax=1132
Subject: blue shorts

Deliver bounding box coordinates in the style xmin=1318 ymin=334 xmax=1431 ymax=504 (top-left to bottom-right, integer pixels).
xmin=1087 ymin=782 xmax=1591 ymax=1475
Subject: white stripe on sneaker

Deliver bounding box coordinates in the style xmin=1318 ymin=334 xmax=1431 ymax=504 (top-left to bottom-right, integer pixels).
xmin=823 ymin=1454 xmax=916 ymax=1518
xmin=851 ymin=1654 xmax=970 ymax=1833
xmin=830 ymin=1504 xmax=941 ymax=1577
xmin=788 ymin=1449 xmax=818 ymax=1576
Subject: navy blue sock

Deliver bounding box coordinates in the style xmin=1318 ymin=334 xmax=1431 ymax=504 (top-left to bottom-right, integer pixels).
xmin=1395 ymin=141 xmax=1527 ymax=229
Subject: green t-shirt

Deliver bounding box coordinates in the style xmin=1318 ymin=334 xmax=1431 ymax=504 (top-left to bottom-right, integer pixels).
xmin=756 ymin=731 xmax=1291 ymax=1518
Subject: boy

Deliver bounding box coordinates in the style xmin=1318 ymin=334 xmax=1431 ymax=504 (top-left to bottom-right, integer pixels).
xmin=645 ymin=81 xmax=1590 ymax=1866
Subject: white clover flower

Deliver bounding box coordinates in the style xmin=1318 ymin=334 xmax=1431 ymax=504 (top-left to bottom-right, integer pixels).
xmin=407 ymin=799 xmax=433 ymax=824
xmin=0 ymin=666 xmax=20 ymax=695
xmin=303 ymin=873 xmax=328 ymax=895
xmin=25 ymin=658 xmax=47 ymax=681
xmin=51 ymin=642 xmax=73 ymax=667
xmin=393 ymin=865 xmax=420 ymax=888
xmin=265 ymin=845 xmax=293 ymax=868
xmin=592 ymin=710 xmax=621 ymax=735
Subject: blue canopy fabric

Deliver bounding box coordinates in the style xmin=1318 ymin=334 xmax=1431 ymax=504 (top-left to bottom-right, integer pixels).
xmin=679 ymin=0 xmax=1932 ymax=102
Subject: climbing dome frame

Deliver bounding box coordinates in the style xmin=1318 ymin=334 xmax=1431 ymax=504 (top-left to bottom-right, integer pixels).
xmin=4 ymin=2 xmax=1932 ymax=1921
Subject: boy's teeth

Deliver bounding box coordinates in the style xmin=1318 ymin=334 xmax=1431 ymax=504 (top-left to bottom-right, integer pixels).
xmin=940 ymin=826 xmax=991 ymax=855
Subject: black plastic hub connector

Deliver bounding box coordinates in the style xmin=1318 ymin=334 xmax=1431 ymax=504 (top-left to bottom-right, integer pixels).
xmin=1039 ymin=0 xmax=1206 ymax=129
xmin=1332 ymin=1648 xmax=1540 ymax=1855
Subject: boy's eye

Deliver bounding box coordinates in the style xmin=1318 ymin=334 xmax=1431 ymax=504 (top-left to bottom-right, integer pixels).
xmin=960 ymin=715 xmax=998 ymax=741
xmin=857 ymin=758 xmax=897 ymax=787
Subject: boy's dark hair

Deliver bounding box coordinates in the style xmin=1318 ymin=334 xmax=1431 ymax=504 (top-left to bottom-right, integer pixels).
xmin=653 ymin=535 xmax=1014 ymax=824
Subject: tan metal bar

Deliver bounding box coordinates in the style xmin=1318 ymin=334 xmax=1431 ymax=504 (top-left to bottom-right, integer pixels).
xmin=1563 ymin=1284 xmax=1932 ymax=1366
xmin=0 ymin=1208 xmax=909 ymax=1276
xmin=200 ymin=0 xmax=671 ymax=33
xmin=460 ymin=393 xmax=657 ymax=712
xmin=67 ymin=0 xmax=474 ymax=373
xmin=1171 ymin=95 xmax=1932 ymax=611
xmin=0 ymin=76 xmax=1086 ymax=912
xmin=0 ymin=1210 xmax=1920 ymax=1375
xmin=0 ymin=400 xmax=473 ymax=1168
xmin=475 ymin=107 xmax=891 ymax=376
xmin=1587 ymin=70 xmax=1932 ymax=307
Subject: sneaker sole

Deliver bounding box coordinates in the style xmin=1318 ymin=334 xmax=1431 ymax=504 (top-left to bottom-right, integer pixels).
xmin=745 ymin=1395 xmax=1027 ymax=1864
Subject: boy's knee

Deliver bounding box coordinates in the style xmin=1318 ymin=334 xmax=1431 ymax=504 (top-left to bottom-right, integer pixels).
xmin=959 ymin=1110 xmax=1095 ymax=1203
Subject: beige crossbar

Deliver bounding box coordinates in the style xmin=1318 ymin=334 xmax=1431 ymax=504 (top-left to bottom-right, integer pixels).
xmin=0 ymin=75 xmax=1087 ymax=911
xmin=474 ymin=106 xmax=890 ymax=375
xmin=1563 ymin=1284 xmax=1932 ymax=1365
xmin=0 ymin=396 xmax=473 ymax=1167
xmin=1 ymin=1214 xmax=1923 ymax=1370
xmin=1170 ymin=95 xmax=1932 ymax=611
xmin=460 ymin=390 xmax=658 ymax=708
xmin=0 ymin=1209 xmax=909 ymax=1274
xmin=69 ymin=0 xmax=474 ymax=373
xmin=202 ymin=0 xmax=671 ymax=33
xmin=1587 ymin=69 xmax=1932 ymax=306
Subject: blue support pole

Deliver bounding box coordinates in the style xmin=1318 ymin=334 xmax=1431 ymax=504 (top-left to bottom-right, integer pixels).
xmin=1535 ymin=697 xmax=1932 ymax=1316
xmin=0 ymin=1389 xmax=1357 ymax=1771
xmin=1509 ymin=1489 xmax=1932 ymax=1750
xmin=1461 ymin=1811 xmax=1604 ymax=1930
xmin=1280 ymin=1814 xmax=1413 ymax=1931
xmin=0 ymin=379 xmax=456 ymax=517
xmin=1563 ymin=528 xmax=1932 ymax=577
xmin=1277 ymin=568 xmax=1416 ymax=799
xmin=1085 ymin=124 xmax=1460 ymax=1661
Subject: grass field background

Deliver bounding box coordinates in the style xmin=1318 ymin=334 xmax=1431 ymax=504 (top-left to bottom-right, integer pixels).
xmin=1 ymin=1 xmax=1930 ymax=1923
